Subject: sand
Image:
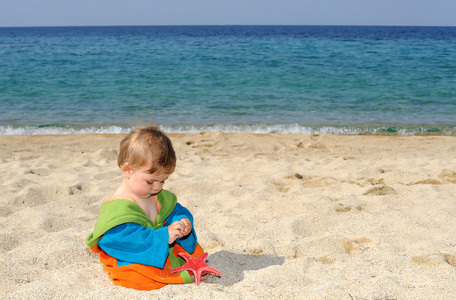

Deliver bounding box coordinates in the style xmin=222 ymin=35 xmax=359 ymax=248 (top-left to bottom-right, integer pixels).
xmin=1 ymin=133 xmax=456 ymax=299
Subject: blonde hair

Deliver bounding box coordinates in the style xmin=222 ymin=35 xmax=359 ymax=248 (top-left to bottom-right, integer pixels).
xmin=117 ymin=126 xmax=176 ymax=174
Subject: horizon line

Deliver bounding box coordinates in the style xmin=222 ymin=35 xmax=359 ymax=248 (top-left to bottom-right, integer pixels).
xmin=1 ymin=24 xmax=456 ymax=29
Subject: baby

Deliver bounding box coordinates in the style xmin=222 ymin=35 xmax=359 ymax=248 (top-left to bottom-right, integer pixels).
xmin=86 ymin=126 xmax=204 ymax=290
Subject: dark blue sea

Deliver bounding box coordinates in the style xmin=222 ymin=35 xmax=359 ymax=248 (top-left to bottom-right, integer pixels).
xmin=1 ymin=25 xmax=455 ymax=135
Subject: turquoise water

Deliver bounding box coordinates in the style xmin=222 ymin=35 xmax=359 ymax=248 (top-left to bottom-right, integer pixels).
xmin=1 ymin=26 xmax=455 ymax=135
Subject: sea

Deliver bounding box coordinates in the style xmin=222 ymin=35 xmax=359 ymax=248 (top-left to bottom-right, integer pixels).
xmin=0 ymin=25 xmax=455 ymax=135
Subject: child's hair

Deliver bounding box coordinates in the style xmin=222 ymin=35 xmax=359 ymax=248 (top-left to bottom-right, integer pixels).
xmin=117 ymin=126 xmax=176 ymax=174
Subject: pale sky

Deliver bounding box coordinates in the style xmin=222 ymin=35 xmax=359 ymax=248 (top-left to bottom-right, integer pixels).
xmin=1 ymin=0 xmax=455 ymax=27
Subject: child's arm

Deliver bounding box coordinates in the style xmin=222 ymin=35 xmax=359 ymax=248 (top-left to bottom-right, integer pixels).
xmin=97 ymin=223 xmax=170 ymax=268
xmin=166 ymin=203 xmax=197 ymax=252
xmin=166 ymin=203 xmax=194 ymax=227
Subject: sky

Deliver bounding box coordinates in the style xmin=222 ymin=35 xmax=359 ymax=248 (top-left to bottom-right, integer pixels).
xmin=1 ymin=0 xmax=455 ymax=27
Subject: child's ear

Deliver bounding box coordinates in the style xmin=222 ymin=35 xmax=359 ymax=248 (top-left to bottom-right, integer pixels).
xmin=122 ymin=163 xmax=133 ymax=178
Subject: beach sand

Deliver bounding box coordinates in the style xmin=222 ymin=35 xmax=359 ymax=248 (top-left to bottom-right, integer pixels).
xmin=1 ymin=133 xmax=456 ymax=299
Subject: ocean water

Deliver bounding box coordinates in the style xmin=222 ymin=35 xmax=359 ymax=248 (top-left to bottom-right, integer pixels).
xmin=1 ymin=25 xmax=455 ymax=135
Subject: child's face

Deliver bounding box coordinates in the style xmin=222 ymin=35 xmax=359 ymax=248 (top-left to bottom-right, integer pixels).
xmin=125 ymin=165 xmax=170 ymax=199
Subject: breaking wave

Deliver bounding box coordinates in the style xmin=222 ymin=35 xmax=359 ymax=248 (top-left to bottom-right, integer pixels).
xmin=1 ymin=124 xmax=454 ymax=136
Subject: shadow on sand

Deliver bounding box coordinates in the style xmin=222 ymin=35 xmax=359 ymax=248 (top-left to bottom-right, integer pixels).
xmin=206 ymin=250 xmax=286 ymax=286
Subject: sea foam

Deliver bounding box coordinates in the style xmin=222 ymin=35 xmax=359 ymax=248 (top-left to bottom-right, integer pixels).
xmin=1 ymin=124 xmax=454 ymax=136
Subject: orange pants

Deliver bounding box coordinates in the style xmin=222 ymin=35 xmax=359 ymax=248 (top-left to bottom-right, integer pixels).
xmin=93 ymin=243 xmax=204 ymax=290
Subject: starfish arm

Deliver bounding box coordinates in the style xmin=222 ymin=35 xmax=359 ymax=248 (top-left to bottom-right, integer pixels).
xmin=194 ymin=269 xmax=203 ymax=286
xmin=178 ymin=252 xmax=192 ymax=261
xmin=201 ymin=266 xmax=221 ymax=277
xmin=170 ymin=265 xmax=191 ymax=274
xmin=200 ymin=252 xmax=209 ymax=261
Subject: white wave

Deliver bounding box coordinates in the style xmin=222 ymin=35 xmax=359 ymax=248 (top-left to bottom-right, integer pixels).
xmin=161 ymin=124 xmax=357 ymax=134
xmin=162 ymin=124 xmax=455 ymax=135
xmin=0 ymin=124 xmax=454 ymax=136
xmin=0 ymin=125 xmax=131 ymax=135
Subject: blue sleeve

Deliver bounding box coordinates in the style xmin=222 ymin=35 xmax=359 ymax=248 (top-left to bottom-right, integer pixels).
xmin=98 ymin=223 xmax=170 ymax=268
xmin=166 ymin=203 xmax=198 ymax=253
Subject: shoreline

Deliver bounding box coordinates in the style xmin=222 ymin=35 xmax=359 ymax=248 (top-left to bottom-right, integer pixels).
xmin=1 ymin=133 xmax=456 ymax=299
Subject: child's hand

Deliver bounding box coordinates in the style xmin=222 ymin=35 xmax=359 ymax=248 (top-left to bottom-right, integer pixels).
xmin=167 ymin=219 xmax=192 ymax=244
xmin=180 ymin=218 xmax=192 ymax=236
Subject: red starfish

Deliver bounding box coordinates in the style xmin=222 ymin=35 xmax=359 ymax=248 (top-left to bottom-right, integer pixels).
xmin=171 ymin=252 xmax=221 ymax=286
